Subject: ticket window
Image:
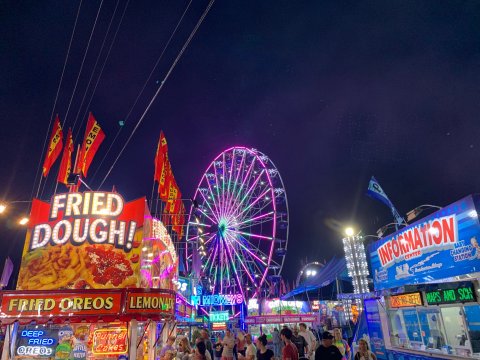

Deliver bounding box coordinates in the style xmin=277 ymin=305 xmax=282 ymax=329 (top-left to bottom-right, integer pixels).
xmin=441 ymin=306 xmax=471 ymax=357
xmin=388 ymin=308 xmax=423 ymax=349
xmin=417 ymin=307 xmax=448 ymax=350
xmin=464 ymin=305 xmax=480 ymax=355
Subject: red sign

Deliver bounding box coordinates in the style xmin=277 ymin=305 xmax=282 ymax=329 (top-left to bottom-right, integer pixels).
xmin=389 ymin=292 xmax=423 ymax=308
xmin=0 ymin=292 xmax=122 ymax=317
xmin=126 ymin=290 xmax=175 ymax=315
xmin=92 ymin=327 xmax=128 ymax=355
xmin=212 ymin=322 xmax=227 ymax=331
xmin=17 ymin=192 xmax=145 ymax=290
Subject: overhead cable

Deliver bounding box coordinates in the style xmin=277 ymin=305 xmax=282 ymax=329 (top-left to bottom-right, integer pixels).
xmin=97 ymin=0 xmax=215 ymax=190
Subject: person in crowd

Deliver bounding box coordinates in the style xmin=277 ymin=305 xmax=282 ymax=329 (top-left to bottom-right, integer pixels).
xmin=202 ymin=329 xmax=214 ymax=360
xmin=196 ymin=341 xmax=208 ymax=360
xmin=272 ymin=328 xmax=281 ymax=359
xmin=161 ymin=336 xmax=177 ymax=358
xmin=222 ymin=328 xmax=236 ymax=360
xmin=291 ymin=326 xmax=309 ymax=359
xmin=354 ymin=339 xmax=376 ymax=360
xmin=238 ymin=334 xmax=256 ymax=360
xmin=298 ymin=324 xmax=316 ymax=360
xmin=315 ymin=332 xmax=342 ymax=360
xmin=177 ymin=337 xmax=193 ymax=360
xmin=256 ymin=335 xmax=274 ymax=360
xmin=214 ymin=337 xmax=224 ymax=360
xmin=237 ymin=331 xmax=247 ymax=357
xmin=332 ymin=329 xmax=350 ymax=360
xmin=280 ymin=327 xmax=299 ymax=360
xmin=164 ymin=350 xmax=177 ymax=360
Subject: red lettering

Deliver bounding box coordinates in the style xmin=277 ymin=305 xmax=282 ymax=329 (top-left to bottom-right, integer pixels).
xmin=379 ymin=245 xmax=390 ymax=266
xmin=398 ymin=235 xmax=409 ymax=254
xmin=413 ymin=228 xmax=423 ymax=250
xmin=392 ymin=238 xmax=400 ymax=258
xmin=386 ymin=241 xmax=393 ymax=260
xmin=442 ymin=217 xmax=455 ymax=243
xmin=404 ymin=231 xmax=414 ymax=251
xmin=431 ymin=220 xmax=442 ymax=244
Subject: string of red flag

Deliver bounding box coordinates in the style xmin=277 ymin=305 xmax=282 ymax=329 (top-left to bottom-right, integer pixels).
xmin=154 ymin=131 xmax=185 ymax=239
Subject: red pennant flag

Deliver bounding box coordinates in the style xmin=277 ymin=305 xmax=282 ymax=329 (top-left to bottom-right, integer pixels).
xmin=172 ymin=202 xmax=185 ymax=238
xmin=159 ymin=159 xmax=173 ymax=201
xmin=42 ymin=115 xmax=63 ymax=177
xmin=57 ymin=128 xmax=73 ymax=185
xmin=77 ymin=113 xmax=106 ymax=177
xmin=154 ymin=131 xmax=168 ymax=182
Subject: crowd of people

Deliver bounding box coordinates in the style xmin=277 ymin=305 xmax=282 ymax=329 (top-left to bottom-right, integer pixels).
xmin=160 ymin=324 xmax=375 ymax=360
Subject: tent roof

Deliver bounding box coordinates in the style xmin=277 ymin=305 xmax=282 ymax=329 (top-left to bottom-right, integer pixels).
xmin=281 ymin=257 xmax=350 ymax=299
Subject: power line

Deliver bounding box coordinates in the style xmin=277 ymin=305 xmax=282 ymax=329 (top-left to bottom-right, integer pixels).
xmin=40 ymin=1 xmax=106 ymax=199
xmin=33 ymin=0 xmax=83 ymax=200
xmin=89 ymin=0 xmax=193 ymax=184
xmin=76 ymin=0 xmax=131 ymax=146
xmin=64 ymin=0 xmax=104 ymax=135
xmin=97 ymin=0 xmax=215 ymax=190
xmin=71 ymin=0 xmax=121 ymax=146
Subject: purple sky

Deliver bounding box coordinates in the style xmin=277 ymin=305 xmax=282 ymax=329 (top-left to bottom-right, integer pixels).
xmin=1 ymin=1 xmax=480 ymax=282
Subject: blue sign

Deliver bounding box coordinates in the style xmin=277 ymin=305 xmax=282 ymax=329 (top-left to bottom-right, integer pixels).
xmin=16 ymin=326 xmax=58 ymax=357
xmin=364 ymin=299 xmax=387 ymax=360
xmin=370 ymin=195 xmax=480 ymax=290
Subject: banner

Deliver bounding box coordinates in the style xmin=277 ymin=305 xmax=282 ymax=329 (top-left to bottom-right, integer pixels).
xmin=57 ymin=128 xmax=73 ymax=185
xmin=77 ymin=113 xmax=105 ymax=177
xmin=0 ymin=289 xmax=176 ymax=320
xmin=42 ymin=115 xmax=63 ymax=177
xmin=126 ymin=291 xmax=175 ymax=315
xmin=370 ymin=194 xmax=480 ymax=290
xmin=17 ymin=192 xmax=145 ymax=290
xmin=367 ymin=176 xmax=405 ymax=227
xmin=1 ymin=292 xmax=122 ymax=317
xmin=154 ymin=131 xmax=168 ymax=183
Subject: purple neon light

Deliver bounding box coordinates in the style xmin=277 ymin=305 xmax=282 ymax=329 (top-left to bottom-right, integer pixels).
xmin=223 ymin=233 xmax=246 ymax=301
xmin=187 ymin=146 xmax=279 ymax=299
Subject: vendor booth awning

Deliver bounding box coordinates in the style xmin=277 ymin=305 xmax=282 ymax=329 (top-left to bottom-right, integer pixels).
xmin=281 ymin=257 xmax=349 ymax=299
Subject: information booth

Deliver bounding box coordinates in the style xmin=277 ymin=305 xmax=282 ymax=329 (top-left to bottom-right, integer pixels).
xmin=358 ymin=194 xmax=480 ymax=360
xmin=0 ymin=191 xmax=179 ymax=360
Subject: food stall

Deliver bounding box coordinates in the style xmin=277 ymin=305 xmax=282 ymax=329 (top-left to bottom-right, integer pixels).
xmin=0 ymin=191 xmax=179 ymax=360
xmin=245 ymin=299 xmax=318 ymax=339
xmin=358 ymin=194 xmax=480 ymax=360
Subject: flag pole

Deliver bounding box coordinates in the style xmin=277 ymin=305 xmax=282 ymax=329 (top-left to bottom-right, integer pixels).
xmin=70 ymin=144 xmax=81 ymax=192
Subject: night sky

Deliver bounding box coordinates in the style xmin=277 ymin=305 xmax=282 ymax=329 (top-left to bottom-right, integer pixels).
xmin=1 ymin=1 xmax=480 ymax=285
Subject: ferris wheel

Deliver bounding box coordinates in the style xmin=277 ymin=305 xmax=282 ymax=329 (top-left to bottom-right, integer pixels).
xmin=186 ymin=147 xmax=289 ymax=300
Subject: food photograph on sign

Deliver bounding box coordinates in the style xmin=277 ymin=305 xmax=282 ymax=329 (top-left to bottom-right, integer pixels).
xmin=14 ymin=323 xmax=127 ymax=360
xmin=16 ymin=192 xmax=146 ymax=290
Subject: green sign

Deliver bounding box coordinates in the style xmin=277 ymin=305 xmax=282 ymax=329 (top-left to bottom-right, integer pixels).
xmin=209 ymin=311 xmax=229 ymax=322
xmin=425 ymin=285 xmax=476 ymax=305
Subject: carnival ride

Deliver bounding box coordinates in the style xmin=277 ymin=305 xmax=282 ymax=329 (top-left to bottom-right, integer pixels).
xmin=185 ymin=147 xmax=289 ymax=300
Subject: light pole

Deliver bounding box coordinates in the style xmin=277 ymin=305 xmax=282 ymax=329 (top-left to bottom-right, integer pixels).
xmin=342 ymin=227 xmax=369 ymax=310
xmin=406 ymin=204 xmax=442 ymax=222
xmin=376 ymin=222 xmax=405 ymax=237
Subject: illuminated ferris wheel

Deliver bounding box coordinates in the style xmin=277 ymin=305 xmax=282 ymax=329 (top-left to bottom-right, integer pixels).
xmin=186 ymin=147 xmax=289 ymax=299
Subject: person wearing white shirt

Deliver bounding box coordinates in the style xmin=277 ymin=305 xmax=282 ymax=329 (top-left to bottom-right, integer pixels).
xmin=298 ymin=323 xmax=316 ymax=360
xmin=239 ymin=334 xmax=256 ymax=360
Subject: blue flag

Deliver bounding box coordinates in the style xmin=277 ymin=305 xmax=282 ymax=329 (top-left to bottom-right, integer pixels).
xmin=367 ymin=176 xmax=406 ymax=228
xmin=367 ymin=176 xmax=393 ymax=209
